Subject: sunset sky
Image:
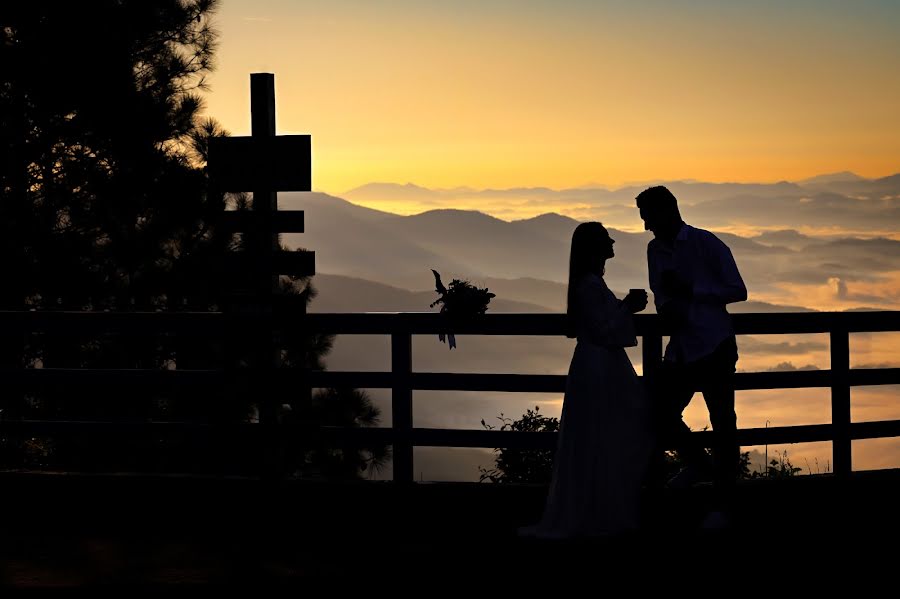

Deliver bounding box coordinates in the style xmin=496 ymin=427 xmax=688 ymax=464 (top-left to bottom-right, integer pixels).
xmin=202 ymin=1 xmax=899 ymax=478
xmin=205 ymin=0 xmax=900 ymax=194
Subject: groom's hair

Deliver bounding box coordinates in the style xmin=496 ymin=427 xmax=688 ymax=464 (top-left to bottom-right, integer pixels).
xmin=636 ymin=185 xmax=679 ymax=212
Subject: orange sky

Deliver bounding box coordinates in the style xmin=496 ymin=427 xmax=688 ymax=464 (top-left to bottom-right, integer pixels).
xmin=204 ymin=1 xmax=900 ymax=194
xmin=202 ymin=2 xmax=900 ymax=477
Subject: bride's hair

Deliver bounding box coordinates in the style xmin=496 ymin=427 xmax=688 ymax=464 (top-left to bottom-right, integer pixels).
xmin=566 ymin=221 xmax=608 ymax=338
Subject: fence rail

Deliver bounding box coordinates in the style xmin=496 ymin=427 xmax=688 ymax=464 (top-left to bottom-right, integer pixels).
xmin=1 ymin=310 xmax=899 ymax=482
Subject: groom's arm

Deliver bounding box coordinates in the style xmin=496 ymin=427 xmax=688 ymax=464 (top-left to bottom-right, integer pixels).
xmin=649 ymin=242 xmax=692 ymax=332
xmin=647 ymin=242 xmax=670 ymax=310
xmin=694 ymin=232 xmax=747 ymax=305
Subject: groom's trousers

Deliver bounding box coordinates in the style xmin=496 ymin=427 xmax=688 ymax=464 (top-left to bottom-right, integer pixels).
xmin=653 ymin=336 xmax=740 ymax=495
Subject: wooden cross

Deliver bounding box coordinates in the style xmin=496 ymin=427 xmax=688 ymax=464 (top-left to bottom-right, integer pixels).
xmin=207 ymin=73 xmax=314 ymax=480
xmin=208 ymin=73 xmax=315 ymax=286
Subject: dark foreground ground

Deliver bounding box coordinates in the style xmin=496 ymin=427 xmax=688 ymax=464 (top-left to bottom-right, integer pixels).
xmin=1 ymin=469 xmax=897 ymax=588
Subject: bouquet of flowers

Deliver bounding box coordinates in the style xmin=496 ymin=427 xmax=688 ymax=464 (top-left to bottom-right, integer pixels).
xmin=429 ymin=269 xmax=495 ymax=349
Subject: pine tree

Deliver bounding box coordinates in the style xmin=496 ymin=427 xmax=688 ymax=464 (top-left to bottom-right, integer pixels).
xmin=0 ymin=1 xmax=387 ymax=478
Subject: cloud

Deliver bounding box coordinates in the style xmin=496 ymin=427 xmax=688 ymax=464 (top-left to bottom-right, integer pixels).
xmin=764 ymin=362 xmax=820 ymax=372
xmin=738 ymin=336 xmax=828 ymax=356
xmin=829 ymin=277 xmax=849 ymax=299
xmin=688 ymin=190 xmax=900 ymax=237
xmin=763 ymin=273 xmax=900 ymax=312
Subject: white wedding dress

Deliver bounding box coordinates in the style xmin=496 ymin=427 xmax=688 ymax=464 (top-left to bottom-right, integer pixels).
xmin=525 ymin=273 xmax=652 ymax=538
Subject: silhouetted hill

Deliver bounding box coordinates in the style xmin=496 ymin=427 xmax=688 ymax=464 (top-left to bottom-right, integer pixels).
xmin=343 ymin=182 xmax=444 ymax=204
xmin=283 ymin=192 xmax=599 ymax=288
xmin=510 ymin=213 xmax=581 ymax=242
xmin=279 ymin=193 xmax=480 ymax=288
xmin=391 ymin=209 xmax=648 ymax=288
xmin=377 ymin=209 xmax=573 ymax=285
xmin=796 ymin=173 xmax=900 ymax=198
xmin=798 ymin=171 xmax=865 ymax=185
xmin=478 ymin=277 xmax=568 ymax=312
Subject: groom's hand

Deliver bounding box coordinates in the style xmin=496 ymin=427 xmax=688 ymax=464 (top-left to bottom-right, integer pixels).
xmin=661 ymin=270 xmax=693 ymax=300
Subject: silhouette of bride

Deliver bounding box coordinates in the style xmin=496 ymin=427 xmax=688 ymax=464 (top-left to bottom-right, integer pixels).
xmin=522 ymin=222 xmax=651 ymax=538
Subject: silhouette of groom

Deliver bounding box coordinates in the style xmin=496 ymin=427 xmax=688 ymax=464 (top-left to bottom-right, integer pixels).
xmin=636 ymin=186 xmax=747 ymax=524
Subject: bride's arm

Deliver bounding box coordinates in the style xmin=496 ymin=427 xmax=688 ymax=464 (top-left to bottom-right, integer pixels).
xmin=579 ymin=277 xmax=638 ymax=348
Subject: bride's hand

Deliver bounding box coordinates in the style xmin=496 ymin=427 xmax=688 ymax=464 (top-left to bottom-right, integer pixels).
xmin=622 ymin=289 xmax=648 ymax=313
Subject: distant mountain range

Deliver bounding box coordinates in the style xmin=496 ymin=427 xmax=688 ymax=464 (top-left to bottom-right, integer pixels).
xmin=340 ymin=173 xmax=900 ymax=230
xmin=797 ymin=171 xmax=867 ymax=185
xmin=280 ymin=175 xmax=900 ymax=312
xmin=344 ymin=172 xmax=897 ymax=202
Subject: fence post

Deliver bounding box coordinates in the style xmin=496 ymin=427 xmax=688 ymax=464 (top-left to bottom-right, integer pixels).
xmin=392 ymin=328 xmax=414 ymax=483
xmin=831 ymin=326 xmax=851 ymax=478
xmin=641 ymin=318 xmax=665 ymax=479
xmin=250 ymin=73 xmax=281 ymax=481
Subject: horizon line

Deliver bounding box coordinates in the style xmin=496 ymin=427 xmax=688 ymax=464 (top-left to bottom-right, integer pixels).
xmin=332 ymin=170 xmax=899 ymax=197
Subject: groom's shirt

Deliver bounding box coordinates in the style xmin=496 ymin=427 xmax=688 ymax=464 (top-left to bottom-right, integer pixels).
xmin=648 ymin=223 xmax=747 ymax=363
